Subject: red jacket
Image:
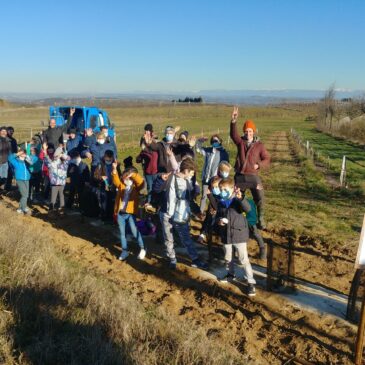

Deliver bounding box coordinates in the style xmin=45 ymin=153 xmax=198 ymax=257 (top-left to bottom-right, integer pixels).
xmin=230 ymin=121 xmax=270 ymax=175
xmin=136 ymin=149 xmax=158 ymax=175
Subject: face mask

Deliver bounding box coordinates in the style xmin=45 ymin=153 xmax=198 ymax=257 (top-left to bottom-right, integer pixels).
xmin=103 ymin=131 xmax=108 ymax=137
xmin=212 ymin=187 xmax=221 ymax=196
xmin=220 ymin=190 xmax=232 ymax=200
xmin=211 ymin=142 xmax=220 ymax=148
xmin=19 ymin=156 xmax=26 ymax=161
xmin=98 ymin=139 xmax=105 ymax=145
xmin=124 ymin=179 xmax=132 ymax=187
xmin=220 ymin=171 xmax=229 ymax=178
xmin=105 ymin=160 xmax=112 ymax=165
xmin=165 ymin=134 xmax=173 ymax=142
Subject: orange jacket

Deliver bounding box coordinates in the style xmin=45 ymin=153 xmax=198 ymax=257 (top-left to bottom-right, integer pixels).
xmin=112 ymin=171 xmax=144 ymax=215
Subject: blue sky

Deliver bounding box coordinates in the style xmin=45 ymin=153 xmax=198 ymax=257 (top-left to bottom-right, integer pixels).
xmin=1 ymin=0 xmax=364 ymax=93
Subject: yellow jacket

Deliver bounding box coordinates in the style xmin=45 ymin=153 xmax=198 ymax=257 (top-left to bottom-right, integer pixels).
xmin=112 ymin=171 xmax=144 ymax=215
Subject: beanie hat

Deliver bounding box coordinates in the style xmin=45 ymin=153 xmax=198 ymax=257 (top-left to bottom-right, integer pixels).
xmin=69 ymin=128 xmax=77 ymax=134
xmin=243 ymin=120 xmax=256 ymax=133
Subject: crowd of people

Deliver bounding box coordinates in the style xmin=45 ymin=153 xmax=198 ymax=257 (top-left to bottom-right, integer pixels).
xmin=0 ymin=107 xmax=270 ymax=297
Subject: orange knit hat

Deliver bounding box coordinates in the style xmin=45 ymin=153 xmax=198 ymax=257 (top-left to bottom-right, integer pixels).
xmin=243 ymin=119 xmax=256 ymax=132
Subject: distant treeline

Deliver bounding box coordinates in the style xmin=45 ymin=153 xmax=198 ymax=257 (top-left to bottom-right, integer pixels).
xmin=172 ymin=97 xmax=203 ymax=103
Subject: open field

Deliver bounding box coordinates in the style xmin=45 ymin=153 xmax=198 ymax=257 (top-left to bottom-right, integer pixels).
xmin=0 ymin=102 xmax=364 ymax=363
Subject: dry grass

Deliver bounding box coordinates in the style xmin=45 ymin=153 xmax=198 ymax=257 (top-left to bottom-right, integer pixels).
xmin=0 ymin=203 xmax=246 ymax=365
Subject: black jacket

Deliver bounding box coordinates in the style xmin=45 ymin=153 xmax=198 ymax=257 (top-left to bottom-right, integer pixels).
xmin=216 ymin=197 xmax=251 ymax=244
xmin=148 ymin=139 xmax=180 ymax=173
xmin=43 ymin=127 xmax=64 ymax=148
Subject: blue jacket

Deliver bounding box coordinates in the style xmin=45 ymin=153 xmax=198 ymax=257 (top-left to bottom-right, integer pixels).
xmin=66 ymin=136 xmax=82 ymax=156
xmin=8 ymin=154 xmax=31 ymax=181
xmin=89 ymin=141 xmax=117 ymax=167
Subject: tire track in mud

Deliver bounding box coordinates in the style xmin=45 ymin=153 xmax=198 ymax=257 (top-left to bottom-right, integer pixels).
xmin=0 ymin=185 xmax=356 ymax=364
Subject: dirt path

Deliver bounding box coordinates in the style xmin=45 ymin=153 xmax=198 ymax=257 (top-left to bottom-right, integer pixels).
xmin=0 ymin=130 xmax=358 ymax=364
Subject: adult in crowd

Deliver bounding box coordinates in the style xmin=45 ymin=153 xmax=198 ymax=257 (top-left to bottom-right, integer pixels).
xmin=43 ymin=118 xmax=66 ymax=148
xmin=84 ymin=132 xmax=117 ymax=175
xmin=196 ymin=134 xmax=229 ymax=214
xmin=144 ymin=125 xmax=180 ymax=173
xmin=230 ymin=106 xmax=270 ymax=229
xmin=83 ymin=128 xmax=96 ymax=150
xmin=0 ymin=126 xmax=11 ymax=192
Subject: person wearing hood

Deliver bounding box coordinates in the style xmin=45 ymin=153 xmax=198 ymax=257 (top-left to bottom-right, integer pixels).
xmin=230 ymin=107 xmax=270 ymax=229
xmin=144 ymin=125 xmax=180 ymax=173
xmin=8 ymin=148 xmax=34 ymax=214
xmin=196 ymin=134 xmax=229 ymax=214
xmin=84 ymin=132 xmax=117 ymax=175
xmin=42 ymin=143 xmax=70 ymax=214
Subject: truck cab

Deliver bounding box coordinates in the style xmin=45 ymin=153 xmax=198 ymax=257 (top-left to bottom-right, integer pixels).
xmin=49 ymin=106 xmax=115 ymax=139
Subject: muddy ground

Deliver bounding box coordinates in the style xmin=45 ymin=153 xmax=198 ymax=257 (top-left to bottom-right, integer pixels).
xmin=0 ymin=131 xmax=360 ymax=364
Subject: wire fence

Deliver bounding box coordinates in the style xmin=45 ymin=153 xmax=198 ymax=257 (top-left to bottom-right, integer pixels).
xmin=290 ymin=128 xmax=365 ymax=188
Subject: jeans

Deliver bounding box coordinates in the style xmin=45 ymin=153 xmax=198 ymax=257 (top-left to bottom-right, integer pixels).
xmin=117 ymin=213 xmax=144 ymax=251
xmin=29 ymin=172 xmax=42 ymax=200
xmin=17 ymin=180 xmax=29 ymax=211
xmin=199 ymin=184 xmax=209 ymax=213
xmin=145 ymin=174 xmax=157 ymax=203
xmin=159 ymin=211 xmax=199 ymax=262
xmin=95 ymin=189 xmax=115 ymax=221
xmin=223 ymin=242 xmax=256 ymax=284
xmin=0 ymin=162 xmax=8 ymax=179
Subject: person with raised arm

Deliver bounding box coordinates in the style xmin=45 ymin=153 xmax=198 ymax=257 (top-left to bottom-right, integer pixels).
xmin=230 ymin=106 xmax=270 ymax=229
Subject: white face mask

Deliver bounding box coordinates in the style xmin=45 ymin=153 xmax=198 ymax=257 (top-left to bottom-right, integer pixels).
xmin=220 ymin=171 xmax=229 ymax=178
xmin=124 ymin=179 xmax=132 ymax=187
xmin=73 ymin=157 xmax=81 ymax=165
xmin=103 ymin=131 xmax=108 ymax=137
xmin=98 ymin=139 xmax=105 ymax=145
xmin=19 ymin=156 xmax=26 ymax=161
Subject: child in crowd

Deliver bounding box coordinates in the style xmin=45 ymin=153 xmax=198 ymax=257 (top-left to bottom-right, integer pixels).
xmin=93 ymin=150 xmax=117 ymax=223
xmin=66 ymin=150 xmax=90 ymax=209
xmin=217 ymin=160 xmax=232 ymax=179
xmin=111 ymin=161 xmax=146 ymax=261
xmin=8 ymin=149 xmax=34 ymax=214
xmin=43 ymin=143 xmax=70 ymax=214
xmin=196 ymin=135 xmax=229 ymax=214
xmin=136 ymin=140 xmax=158 ymax=209
xmin=197 ymin=175 xmax=222 ymax=244
xmin=27 ymin=146 xmax=42 ymax=203
xmin=216 ymin=177 xmax=256 ymax=297
xmin=246 ymin=197 xmax=266 ymax=259
xmin=39 ymin=143 xmax=55 ymax=201
xmin=160 ymin=158 xmax=208 ymax=270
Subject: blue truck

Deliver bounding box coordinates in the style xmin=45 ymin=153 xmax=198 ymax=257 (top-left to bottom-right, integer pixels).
xmin=49 ymin=106 xmax=115 ymax=139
